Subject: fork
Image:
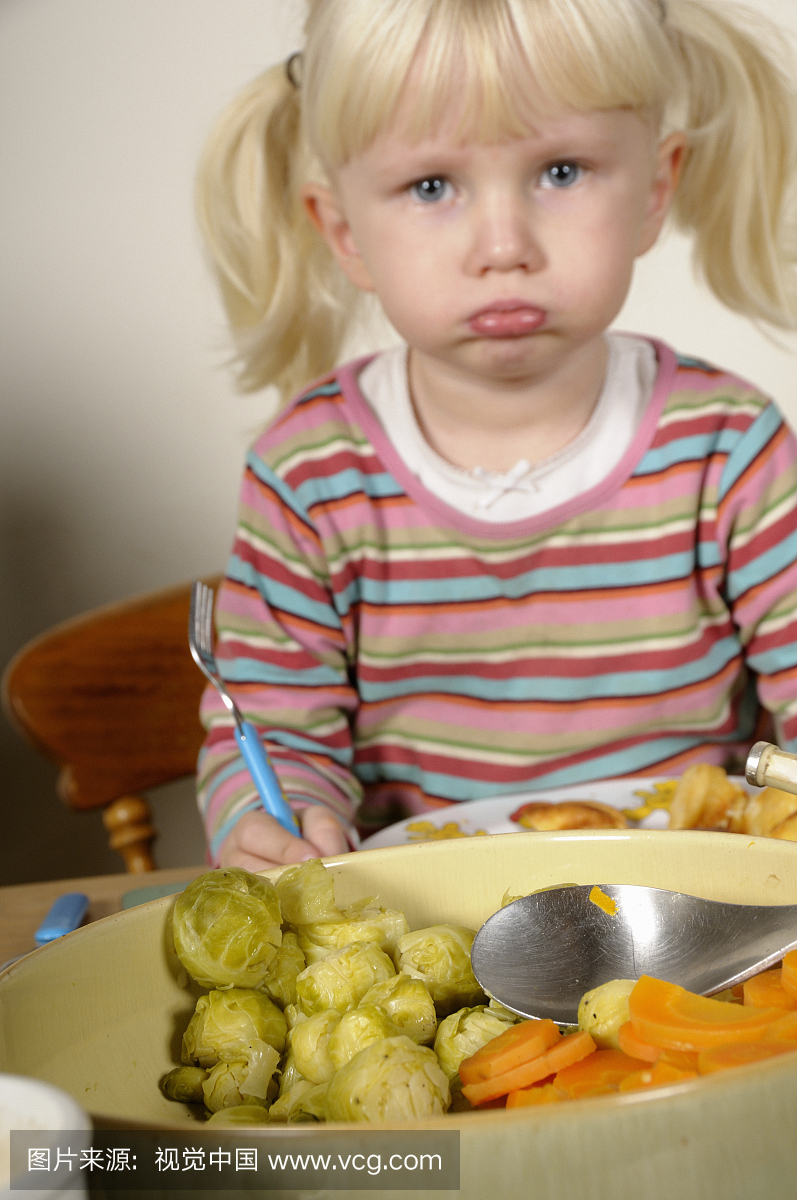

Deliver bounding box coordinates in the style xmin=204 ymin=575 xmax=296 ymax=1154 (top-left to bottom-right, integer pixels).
xmin=189 ymin=581 xmax=300 ymax=836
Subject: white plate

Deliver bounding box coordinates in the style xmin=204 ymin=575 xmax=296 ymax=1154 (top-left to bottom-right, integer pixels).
xmin=359 ymin=776 xmax=749 ymax=849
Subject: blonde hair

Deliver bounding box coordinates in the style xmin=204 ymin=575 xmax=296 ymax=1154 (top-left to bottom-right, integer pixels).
xmin=197 ymin=0 xmax=797 ymax=400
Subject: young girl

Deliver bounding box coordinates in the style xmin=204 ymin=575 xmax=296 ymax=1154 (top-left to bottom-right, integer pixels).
xmin=196 ymin=0 xmax=797 ymax=873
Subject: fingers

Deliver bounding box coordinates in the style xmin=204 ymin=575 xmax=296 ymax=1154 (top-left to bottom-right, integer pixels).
xmin=216 ymin=806 xmax=352 ymax=872
xmin=301 ymin=806 xmax=351 ymax=856
xmin=218 ymin=809 xmax=316 ymax=872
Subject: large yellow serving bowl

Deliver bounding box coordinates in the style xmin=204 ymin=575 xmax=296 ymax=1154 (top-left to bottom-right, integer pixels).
xmin=3 ymin=829 xmax=797 ymax=1200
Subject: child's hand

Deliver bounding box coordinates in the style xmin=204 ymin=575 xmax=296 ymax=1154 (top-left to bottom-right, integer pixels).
xmin=217 ymin=805 xmax=351 ymax=873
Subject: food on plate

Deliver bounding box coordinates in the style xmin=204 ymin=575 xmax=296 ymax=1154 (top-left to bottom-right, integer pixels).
xmin=257 ymin=930 xmax=305 ymax=1008
xmin=205 ymin=1102 xmax=272 ymax=1126
xmin=460 ymin=971 xmax=797 ymax=1107
xmin=269 ymin=1079 xmax=329 ymax=1122
xmin=359 ymin=972 xmax=438 ymax=1044
xmin=663 ymin=763 xmax=797 ymax=838
xmin=407 ymin=820 xmax=488 ymax=841
xmin=328 ymin=1005 xmax=401 ymax=1071
xmin=324 ymin=1036 xmax=450 ymax=1122
xmin=461 ymin=1029 xmax=597 ymax=1105
xmin=510 ymin=801 xmax=628 ymax=831
xmin=177 ymin=987 xmax=287 ymax=1112
xmin=434 ymin=1005 xmax=516 ymax=1084
xmin=172 ymin=867 xmax=282 ymax=989
xmin=295 ymin=901 xmax=409 ymax=965
xmin=627 ymin=975 xmax=787 ymax=1050
xmin=587 ymin=885 xmax=617 ymax=915
xmin=738 ymin=786 xmax=797 ymax=838
xmin=621 ymin=780 xmax=677 ymax=821
xmin=182 ymin=988 xmax=287 ymax=1066
xmin=289 ymin=1009 xmax=341 ymax=1083
xmin=577 ymin=979 xmax=636 ymax=1050
xmin=396 ymin=925 xmax=485 ymax=1015
xmin=275 ymin=859 xmax=343 ymax=924
xmin=295 ymin=941 xmax=396 ymax=1016
xmin=161 ymin=1066 xmax=208 ymax=1103
xmin=511 ymin=762 xmax=797 ymax=842
xmin=161 ymin=863 xmax=797 ymax=1125
xmin=668 ymin=764 xmax=749 ymax=831
xmin=201 ymin=1052 xmax=281 ymax=1112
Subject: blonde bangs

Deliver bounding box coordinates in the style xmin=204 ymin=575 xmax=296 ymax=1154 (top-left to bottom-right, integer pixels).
xmin=303 ymin=0 xmax=678 ymax=167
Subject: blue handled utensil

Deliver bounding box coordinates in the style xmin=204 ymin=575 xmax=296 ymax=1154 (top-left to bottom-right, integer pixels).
xmin=0 ymin=892 xmax=90 ymax=972
xmin=34 ymin=892 xmax=90 ymax=946
xmin=189 ymin=580 xmax=301 ymax=836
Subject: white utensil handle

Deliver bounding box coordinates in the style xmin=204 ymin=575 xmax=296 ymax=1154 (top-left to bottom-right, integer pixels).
xmin=746 ymin=740 xmax=797 ymax=793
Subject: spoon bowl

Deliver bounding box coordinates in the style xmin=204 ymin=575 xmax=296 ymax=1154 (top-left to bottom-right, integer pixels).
xmin=471 ymin=884 xmax=797 ymax=1025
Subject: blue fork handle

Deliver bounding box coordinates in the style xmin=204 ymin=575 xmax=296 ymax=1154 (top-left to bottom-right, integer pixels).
xmin=235 ymin=721 xmax=301 ymax=836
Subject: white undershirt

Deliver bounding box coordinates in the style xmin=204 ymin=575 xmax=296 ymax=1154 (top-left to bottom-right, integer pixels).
xmin=358 ymin=332 xmax=657 ymax=521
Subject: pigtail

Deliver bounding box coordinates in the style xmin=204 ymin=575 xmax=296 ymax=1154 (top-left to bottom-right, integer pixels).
xmin=196 ymin=63 xmax=361 ymax=400
xmin=665 ymin=0 xmax=797 ymax=331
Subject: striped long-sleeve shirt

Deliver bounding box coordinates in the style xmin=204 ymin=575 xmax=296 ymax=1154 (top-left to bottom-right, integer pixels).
xmin=198 ymin=341 xmax=797 ymax=860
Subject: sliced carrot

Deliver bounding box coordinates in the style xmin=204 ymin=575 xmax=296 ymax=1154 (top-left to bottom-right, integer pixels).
xmin=506 ymin=1083 xmax=564 ymax=1108
xmin=617 ymin=1021 xmax=661 ymax=1063
xmin=553 ymin=1048 xmax=648 ymax=1099
xmin=698 ymin=1040 xmax=797 ymax=1074
xmin=782 ymin=949 xmax=797 ymax=1001
xmin=459 ymin=1018 xmax=561 ymax=1084
xmin=473 ymin=1094 xmax=507 ymax=1108
xmin=743 ymin=968 xmax=797 ymax=1011
xmin=461 ymin=1031 xmax=596 ymax=1106
xmin=628 ymin=975 xmax=783 ymax=1051
xmin=618 ymin=1060 xmax=697 ymax=1092
xmin=659 ymin=1048 xmax=700 ymax=1072
xmin=765 ymin=1010 xmax=797 ymax=1042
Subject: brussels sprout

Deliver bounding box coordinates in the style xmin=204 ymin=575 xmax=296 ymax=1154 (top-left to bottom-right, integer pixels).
xmin=202 ymin=1044 xmax=280 ymax=1112
xmin=206 ymin=1103 xmax=270 ymax=1127
xmin=360 ymin=973 xmax=438 ymax=1044
xmin=173 ymin=868 xmax=282 ymax=989
xmin=578 ymin=979 xmax=636 ymax=1050
xmin=276 ymin=860 xmax=343 ymax=925
xmin=276 ymin=1047 xmax=304 ymax=1097
xmin=182 ymin=989 xmax=287 ymax=1068
xmin=160 ymin=1066 xmax=208 ymax=1104
xmin=296 ymin=942 xmax=396 ymax=1016
xmin=328 ymin=1005 xmax=400 ymax=1071
xmin=297 ymin=906 xmax=410 ymax=966
xmin=488 ymin=997 xmax=521 ymax=1023
xmin=325 ymin=1036 xmax=450 ymax=1122
xmin=290 ymin=1010 xmax=341 ymax=1084
xmin=397 ymin=926 xmax=484 ymax=1015
xmin=269 ymin=1080 xmax=328 ymax=1123
xmin=283 ymin=1004 xmax=306 ymax=1031
xmin=434 ymin=1006 xmax=515 ymax=1082
xmin=260 ymin=932 xmax=306 ymax=1008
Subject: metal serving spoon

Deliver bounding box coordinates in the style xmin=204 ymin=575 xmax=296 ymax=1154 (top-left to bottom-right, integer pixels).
xmin=471 ymin=884 xmax=797 ymax=1025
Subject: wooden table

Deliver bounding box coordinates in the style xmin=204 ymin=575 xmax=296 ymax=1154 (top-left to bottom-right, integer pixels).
xmin=0 ymin=866 xmax=206 ymax=965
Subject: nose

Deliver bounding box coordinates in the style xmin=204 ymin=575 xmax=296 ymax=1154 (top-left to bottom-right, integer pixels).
xmin=464 ymin=189 xmax=545 ymax=276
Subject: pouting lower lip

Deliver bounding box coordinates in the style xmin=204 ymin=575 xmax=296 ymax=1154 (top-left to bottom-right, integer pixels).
xmin=468 ymin=306 xmax=546 ymax=337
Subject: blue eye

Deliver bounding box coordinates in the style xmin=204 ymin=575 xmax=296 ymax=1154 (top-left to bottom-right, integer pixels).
xmin=411 ymin=177 xmax=449 ymax=203
xmin=541 ymin=162 xmax=583 ymax=189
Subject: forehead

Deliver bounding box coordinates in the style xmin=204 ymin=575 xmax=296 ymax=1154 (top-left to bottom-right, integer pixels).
xmin=346 ymin=102 xmax=657 ymax=180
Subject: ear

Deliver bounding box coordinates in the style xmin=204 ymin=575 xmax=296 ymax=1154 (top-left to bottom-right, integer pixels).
xmin=636 ymin=131 xmax=687 ymax=257
xmin=301 ymin=182 xmax=376 ymax=292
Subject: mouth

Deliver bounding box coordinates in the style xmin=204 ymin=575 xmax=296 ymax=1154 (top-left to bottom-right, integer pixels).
xmin=467 ymin=301 xmax=547 ymax=339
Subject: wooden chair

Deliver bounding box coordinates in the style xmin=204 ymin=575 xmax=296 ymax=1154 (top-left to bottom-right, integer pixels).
xmin=1 ymin=578 xmax=220 ymax=872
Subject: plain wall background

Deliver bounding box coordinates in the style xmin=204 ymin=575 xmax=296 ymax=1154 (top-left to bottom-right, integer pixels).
xmin=2 ymin=0 xmax=797 ymax=884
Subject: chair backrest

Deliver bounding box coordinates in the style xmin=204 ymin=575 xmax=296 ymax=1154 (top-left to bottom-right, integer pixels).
xmin=1 ymin=577 xmax=220 ymax=872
